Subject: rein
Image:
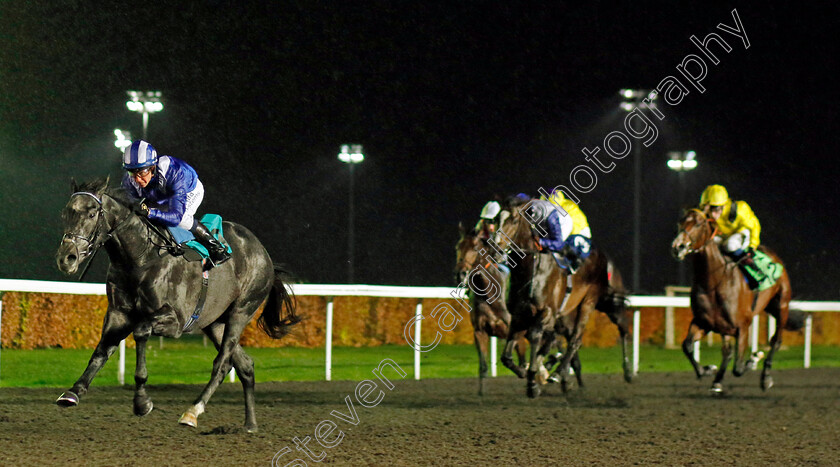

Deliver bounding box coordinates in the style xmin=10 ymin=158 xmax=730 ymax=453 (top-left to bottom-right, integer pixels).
xmin=63 ymin=191 xmax=149 ymax=280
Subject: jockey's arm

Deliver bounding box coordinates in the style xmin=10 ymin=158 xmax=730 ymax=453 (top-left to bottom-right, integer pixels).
xmin=538 ymin=211 xmax=566 ymax=251
xmin=147 ymin=165 xmax=191 ymax=228
xmin=736 ymin=201 xmax=761 ymax=249
xmin=148 ymin=190 xmax=188 ymax=227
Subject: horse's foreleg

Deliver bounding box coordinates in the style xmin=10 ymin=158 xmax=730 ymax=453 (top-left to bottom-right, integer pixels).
xmin=473 ymin=330 xmax=490 ymax=396
xmin=133 ymin=323 xmax=154 ymax=416
xmin=732 ymin=323 xmax=754 ymax=377
xmin=501 ymin=331 xmax=528 ymax=378
xmin=57 ymin=310 xmax=133 ymax=407
xmin=681 ymin=322 xmax=715 ymax=378
xmin=710 ymin=335 xmax=733 ymax=394
xmin=515 ymin=335 xmax=528 ymax=368
xmin=525 ymin=325 xmax=544 ymax=398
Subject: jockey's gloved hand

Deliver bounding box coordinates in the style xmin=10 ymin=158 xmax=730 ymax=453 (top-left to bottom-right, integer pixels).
xmin=744 ymin=247 xmax=756 ymax=258
xmin=132 ymin=200 xmax=150 ymax=217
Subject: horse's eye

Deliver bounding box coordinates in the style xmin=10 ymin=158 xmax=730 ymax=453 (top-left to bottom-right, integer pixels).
xmin=89 ymin=213 xmax=96 ymax=219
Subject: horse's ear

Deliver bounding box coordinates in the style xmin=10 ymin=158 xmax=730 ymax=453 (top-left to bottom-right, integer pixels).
xmin=458 ymin=221 xmax=466 ymax=235
xmin=71 ymin=177 xmax=79 ymax=193
xmin=92 ymin=176 xmax=109 ymax=194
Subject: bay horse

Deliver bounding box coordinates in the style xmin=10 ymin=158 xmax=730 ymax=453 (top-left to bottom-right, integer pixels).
xmin=495 ymin=202 xmax=632 ymax=398
xmin=54 ymin=178 xmax=300 ymax=432
xmin=455 ymin=223 xmax=528 ymax=395
xmin=671 ymin=208 xmax=801 ymax=393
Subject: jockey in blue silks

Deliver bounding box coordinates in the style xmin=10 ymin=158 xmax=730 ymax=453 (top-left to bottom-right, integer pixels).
xmin=121 ymin=140 xmax=231 ymax=266
xmin=507 ymin=193 xmax=590 ymax=273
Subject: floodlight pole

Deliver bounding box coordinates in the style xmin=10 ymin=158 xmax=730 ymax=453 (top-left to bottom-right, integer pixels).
xmin=620 ymin=89 xmax=653 ymax=293
xmin=338 ymin=145 xmax=364 ymax=284
xmin=667 ymin=150 xmax=698 ymax=285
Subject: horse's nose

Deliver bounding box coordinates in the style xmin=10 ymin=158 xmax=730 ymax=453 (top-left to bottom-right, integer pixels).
xmin=56 ymin=243 xmax=79 ymax=275
xmin=455 ymin=270 xmax=468 ymax=285
xmin=670 ymin=241 xmax=687 ymax=260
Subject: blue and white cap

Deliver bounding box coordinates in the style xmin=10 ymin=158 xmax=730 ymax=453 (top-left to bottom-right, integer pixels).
xmin=123 ymin=140 xmax=158 ymax=170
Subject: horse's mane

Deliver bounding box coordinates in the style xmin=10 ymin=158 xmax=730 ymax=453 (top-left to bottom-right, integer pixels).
xmin=104 ymin=185 xmax=133 ymax=208
xmin=74 ymin=177 xmax=134 ymax=209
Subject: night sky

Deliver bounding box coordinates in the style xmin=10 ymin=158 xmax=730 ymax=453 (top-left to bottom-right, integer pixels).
xmin=1 ymin=2 xmax=838 ymax=299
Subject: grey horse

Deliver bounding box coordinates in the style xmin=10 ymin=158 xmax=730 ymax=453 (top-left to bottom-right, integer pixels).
xmin=54 ymin=177 xmax=299 ymax=432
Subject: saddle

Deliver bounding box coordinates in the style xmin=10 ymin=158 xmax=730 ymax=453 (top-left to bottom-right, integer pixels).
xmin=164 ymin=214 xmax=232 ymax=262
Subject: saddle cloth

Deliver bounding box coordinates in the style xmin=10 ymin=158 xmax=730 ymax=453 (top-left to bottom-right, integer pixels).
xmin=741 ymin=250 xmax=784 ymax=291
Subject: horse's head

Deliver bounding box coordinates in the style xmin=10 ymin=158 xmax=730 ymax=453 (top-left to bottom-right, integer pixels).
xmin=671 ymin=208 xmax=717 ymax=260
xmin=495 ymin=200 xmax=535 ymax=256
xmin=56 ymin=177 xmax=114 ymax=275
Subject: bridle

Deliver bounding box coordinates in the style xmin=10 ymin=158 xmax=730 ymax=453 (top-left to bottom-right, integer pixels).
xmin=61 ymin=192 xmax=110 ymax=258
xmin=677 ymin=209 xmax=719 ymax=255
xmin=61 ymin=191 xmax=134 ymax=278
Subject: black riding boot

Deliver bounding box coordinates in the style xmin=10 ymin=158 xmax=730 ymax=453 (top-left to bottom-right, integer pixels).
xmin=190 ymin=220 xmax=231 ymax=266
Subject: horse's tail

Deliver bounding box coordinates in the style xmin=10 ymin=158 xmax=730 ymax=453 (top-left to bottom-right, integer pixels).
xmin=257 ymin=265 xmax=302 ymax=339
xmin=784 ymin=308 xmax=807 ymax=331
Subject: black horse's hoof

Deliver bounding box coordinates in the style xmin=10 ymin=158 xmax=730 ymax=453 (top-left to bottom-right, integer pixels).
xmin=709 ymin=382 xmax=724 ymax=394
xmin=56 ymin=391 xmax=80 ymax=407
xmin=761 ymin=375 xmax=774 ymax=391
xmin=527 ymin=384 xmax=540 ymax=398
xmin=245 ymin=424 xmax=259 ymax=434
xmin=623 ymin=371 xmax=634 ymax=383
xmin=701 ymin=364 xmax=718 ymax=377
xmin=134 ymin=398 xmax=154 ymax=416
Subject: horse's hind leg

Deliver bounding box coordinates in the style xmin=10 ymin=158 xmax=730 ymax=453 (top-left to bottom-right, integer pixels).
xmin=180 ymin=300 xmax=260 ymax=432
xmin=710 ymin=335 xmax=733 ymax=394
xmin=571 ymin=351 xmax=584 ymax=389
xmin=617 ymin=322 xmax=633 ymax=383
xmin=758 ymin=292 xmax=784 ymax=391
xmin=57 ymin=309 xmax=133 ymax=407
xmin=199 ymin=321 xmax=259 ymax=431
xmin=132 ymin=323 xmax=154 ymax=416
xmin=681 ymin=322 xmax=716 ymax=378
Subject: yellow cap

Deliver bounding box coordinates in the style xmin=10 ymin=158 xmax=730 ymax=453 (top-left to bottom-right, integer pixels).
xmin=700 ymin=184 xmax=729 ymax=206
xmin=540 ymin=189 xmax=565 ymax=206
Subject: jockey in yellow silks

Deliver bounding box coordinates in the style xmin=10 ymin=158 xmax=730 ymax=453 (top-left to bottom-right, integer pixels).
xmin=539 ymin=189 xmax=592 ymax=272
xmin=699 ymin=184 xmax=760 ymax=267
xmin=541 ymin=189 xmax=592 ymax=239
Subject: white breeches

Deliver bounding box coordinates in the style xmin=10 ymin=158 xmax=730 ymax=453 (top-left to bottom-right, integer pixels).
xmin=721 ymin=229 xmax=750 ymax=253
xmin=178 ymin=180 xmax=204 ymax=230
